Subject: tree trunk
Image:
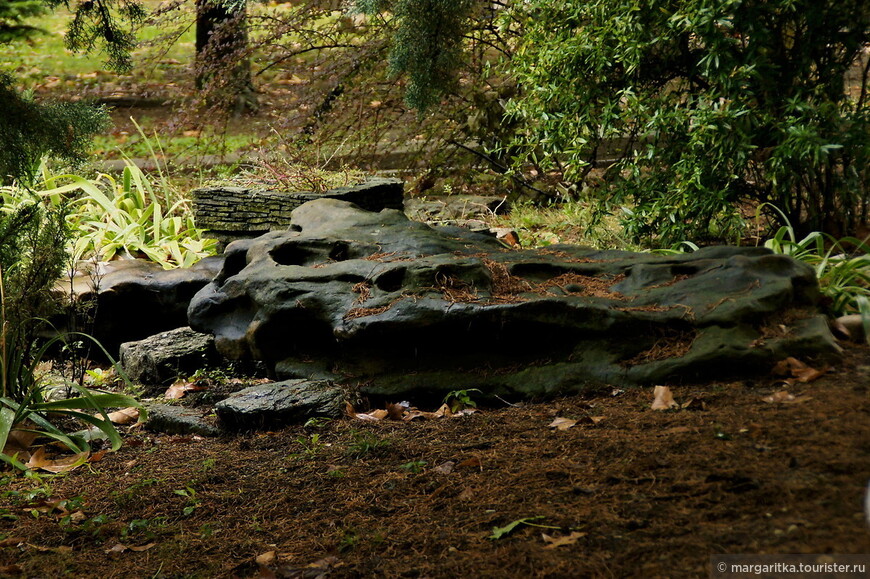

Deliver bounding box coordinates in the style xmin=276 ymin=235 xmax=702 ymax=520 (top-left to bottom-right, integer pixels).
xmin=195 ymin=0 xmax=257 ymax=115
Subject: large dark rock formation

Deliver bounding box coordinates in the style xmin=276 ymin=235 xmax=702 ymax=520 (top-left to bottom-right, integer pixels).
xmin=64 ymin=257 xmax=223 ymax=357
xmin=188 ymin=199 xmax=839 ymax=402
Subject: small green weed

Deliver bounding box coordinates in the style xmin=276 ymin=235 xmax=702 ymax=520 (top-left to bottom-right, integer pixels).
xmin=303 ymin=416 xmax=332 ymax=429
xmin=443 ymin=388 xmax=482 ymax=412
xmin=199 ymin=523 xmax=216 ymax=538
xmin=173 ymin=486 xmax=201 ymax=517
xmin=346 ymin=430 xmax=391 ymax=458
xmin=338 ymin=529 xmax=358 ymax=552
xmin=121 ymin=517 xmax=168 ymax=541
xmin=290 ymin=432 xmax=325 ymax=460
xmin=398 ymin=460 xmax=427 ymax=474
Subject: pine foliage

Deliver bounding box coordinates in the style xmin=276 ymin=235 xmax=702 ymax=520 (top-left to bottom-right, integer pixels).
xmin=357 ymin=0 xmax=474 ymax=111
xmin=0 ymin=74 xmax=109 ymax=183
xmin=0 ymin=0 xmax=46 ymax=43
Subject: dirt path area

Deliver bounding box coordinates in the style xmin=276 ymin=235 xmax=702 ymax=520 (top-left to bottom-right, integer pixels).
xmin=2 ymin=346 xmax=870 ymax=578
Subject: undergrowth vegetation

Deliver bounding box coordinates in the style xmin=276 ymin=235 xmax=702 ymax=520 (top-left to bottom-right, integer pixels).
xmin=0 ymin=195 xmax=142 ymax=468
xmin=758 ymin=207 xmax=870 ymax=318
xmin=2 ymin=162 xmax=216 ymax=269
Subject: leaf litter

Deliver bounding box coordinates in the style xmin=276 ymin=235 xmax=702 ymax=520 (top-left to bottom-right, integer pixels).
xmin=2 ymin=347 xmax=869 ymax=578
xmin=346 ymin=401 xmax=478 ymax=422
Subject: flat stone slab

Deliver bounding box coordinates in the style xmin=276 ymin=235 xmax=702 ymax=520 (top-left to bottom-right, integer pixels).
xmin=215 ymin=379 xmax=345 ymax=430
xmin=189 ymin=199 xmax=840 ymax=402
xmin=192 ymin=177 xmax=404 ymax=248
xmin=144 ymin=404 xmax=221 ymax=437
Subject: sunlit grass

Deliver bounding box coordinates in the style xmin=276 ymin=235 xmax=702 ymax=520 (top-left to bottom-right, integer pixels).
xmin=3 ymin=2 xmax=196 ymax=87
xmin=487 ymin=199 xmax=637 ymax=251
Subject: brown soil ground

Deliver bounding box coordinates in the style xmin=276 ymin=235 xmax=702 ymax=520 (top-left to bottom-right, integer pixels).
xmin=2 ymin=344 xmax=870 ymax=578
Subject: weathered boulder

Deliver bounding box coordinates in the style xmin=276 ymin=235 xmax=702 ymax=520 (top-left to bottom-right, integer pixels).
xmin=189 ymin=199 xmax=840 ymax=402
xmin=63 ymin=257 xmax=223 ymax=357
xmin=214 ymin=379 xmax=345 ymax=430
xmin=120 ymin=327 xmax=221 ymax=392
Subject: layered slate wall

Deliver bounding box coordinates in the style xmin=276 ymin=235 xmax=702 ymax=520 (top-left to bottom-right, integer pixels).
xmin=192 ymin=177 xmax=404 ymax=247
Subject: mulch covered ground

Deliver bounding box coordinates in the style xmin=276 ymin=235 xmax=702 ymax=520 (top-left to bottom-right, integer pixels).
xmin=2 ymin=345 xmax=869 ymax=578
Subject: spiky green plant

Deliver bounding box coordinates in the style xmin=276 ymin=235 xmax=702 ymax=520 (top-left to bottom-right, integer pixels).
xmin=758 ymin=204 xmax=870 ymax=317
xmin=17 ymin=162 xmax=217 ymax=269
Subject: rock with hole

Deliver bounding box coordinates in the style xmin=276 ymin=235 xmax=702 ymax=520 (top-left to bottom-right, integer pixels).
xmin=188 ymin=199 xmax=840 ymax=402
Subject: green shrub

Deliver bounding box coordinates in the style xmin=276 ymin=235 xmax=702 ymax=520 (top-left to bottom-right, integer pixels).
xmin=0 ymin=194 xmax=68 ymax=401
xmin=504 ymin=0 xmax=869 ymax=245
xmin=757 ymin=206 xmax=870 ymax=317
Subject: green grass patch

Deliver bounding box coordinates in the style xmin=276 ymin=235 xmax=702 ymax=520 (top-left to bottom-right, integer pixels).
xmin=487 ymin=199 xmax=636 ymax=250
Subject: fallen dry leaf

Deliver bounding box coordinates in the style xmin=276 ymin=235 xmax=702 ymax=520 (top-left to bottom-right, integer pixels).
xmin=4 ymin=427 xmax=38 ymax=454
xmin=386 ymin=402 xmax=406 ymax=421
xmin=680 ymin=398 xmax=706 ymax=411
xmin=433 ymin=461 xmax=455 ymax=475
xmin=772 ymin=356 xmax=808 ymax=376
xmin=660 ymin=426 xmax=694 ymax=436
xmin=305 ymin=556 xmax=341 ymax=570
xmin=107 ymin=407 xmax=139 ymax=424
xmin=548 ymin=417 xmax=577 ymax=431
xmin=358 ymin=409 xmax=389 ymax=421
xmin=89 ymin=449 xmax=107 ymax=463
xmin=164 ymin=380 xmax=206 ymax=400
xmin=763 ymin=390 xmax=812 ymax=404
xmin=790 ymin=365 xmax=827 ymax=384
xmin=578 ymin=415 xmax=606 ymax=425
xmin=651 ymin=386 xmax=678 ymax=410
xmin=433 ymin=403 xmax=453 ymax=418
xmin=763 ymin=390 xmax=795 ymax=403
xmin=26 ymin=447 xmax=90 ymax=473
xmin=345 ymin=402 xmax=389 ymax=421
xmin=772 ymin=357 xmax=828 ymax=384
xmin=456 ymin=456 xmax=482 ymax=470
xmin=105 ymin=542 xmax=157 ymax=555
xmin=256 ymin=551 xmax=277 ymax=566
xmin=542 ymin=531 xmax=587 ymax=549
